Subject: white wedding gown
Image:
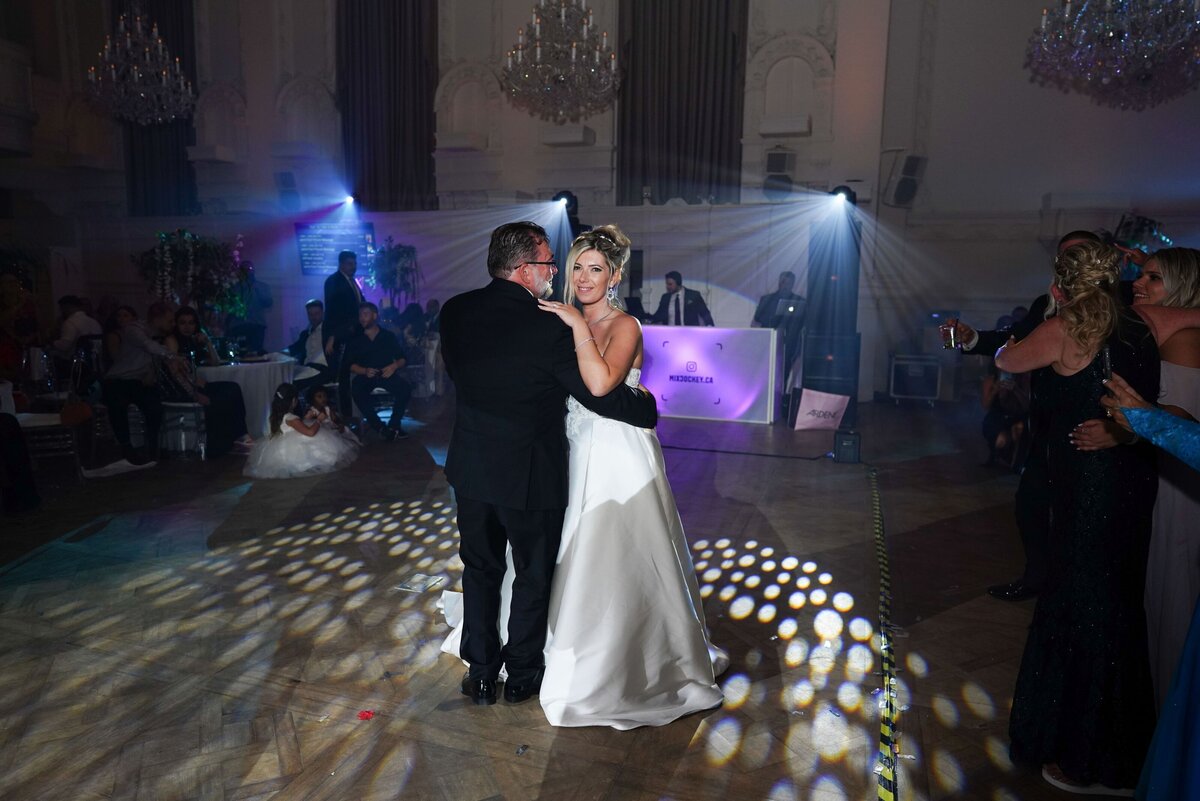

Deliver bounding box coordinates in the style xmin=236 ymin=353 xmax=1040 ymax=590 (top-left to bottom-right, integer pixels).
xmin=442 ymin=368 xmax=727 ymax=729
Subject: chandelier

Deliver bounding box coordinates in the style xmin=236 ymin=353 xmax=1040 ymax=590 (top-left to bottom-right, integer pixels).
xmin=85 ymin=2 xmax=195 ymax=125
xmin=501 ymin=0 xmax=621 ymax=124
xmin=1026 ymin=0 xmax=1200 ymax=111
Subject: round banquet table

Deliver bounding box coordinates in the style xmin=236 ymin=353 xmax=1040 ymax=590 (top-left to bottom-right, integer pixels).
xmin=197 ymin=353 xmax=296 ymax=438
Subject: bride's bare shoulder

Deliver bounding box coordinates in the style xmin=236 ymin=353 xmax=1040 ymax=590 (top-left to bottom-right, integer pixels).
xmin=611 ymin=310 xmax=642 ymax=332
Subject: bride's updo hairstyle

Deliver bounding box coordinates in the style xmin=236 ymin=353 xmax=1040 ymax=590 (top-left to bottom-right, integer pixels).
xmin=1049 ymin=240 xmax=1122 ymax=353
xmin=564 ymin=224 xmax=632 ymax=310
xmin=1148 ymin=247 xmax=1200 ymax=308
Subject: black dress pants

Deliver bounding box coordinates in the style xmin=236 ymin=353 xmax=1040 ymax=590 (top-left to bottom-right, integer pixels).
xmin=1014 ymin=443 xmax=1050 ymax=590
xmin=455 ymin=495 xmax=565 ymax=683
xmin=350 ymin=374 xmax=412 ymax=430
xmin=101 ymin=378 xmax=163 ymax=451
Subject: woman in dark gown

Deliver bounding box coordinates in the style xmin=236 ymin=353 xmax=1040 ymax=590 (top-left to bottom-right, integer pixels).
xmin=997 ymin=241 xmax=1200 ymax=794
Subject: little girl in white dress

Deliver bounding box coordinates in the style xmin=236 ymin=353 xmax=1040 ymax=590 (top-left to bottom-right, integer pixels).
xmin=244 ymin=383 xmax=358 ymax=479
xmin=304 ymin=385 xmax=360 ymax=446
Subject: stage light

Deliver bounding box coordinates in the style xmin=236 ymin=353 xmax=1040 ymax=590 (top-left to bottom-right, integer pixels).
xmin=558 ymin=197 xmax=568 ymax=206
xmin=830 ymin=185 xmax=857 ymax=206
xmin=344 ymin=195 xmax=355 ymax=205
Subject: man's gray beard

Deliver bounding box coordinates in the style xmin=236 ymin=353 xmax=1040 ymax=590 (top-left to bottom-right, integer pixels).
xmin=537 ymin=281 xmax=553 ymax=299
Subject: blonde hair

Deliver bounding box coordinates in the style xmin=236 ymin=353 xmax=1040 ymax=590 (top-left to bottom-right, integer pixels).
xmin=1150 ymin=248 xmax=1200 ymax=308
xmin=563 ymin=225 xmax=632 ymax=309
xmin=1048 ymin=240 xmax=1122 ymax=353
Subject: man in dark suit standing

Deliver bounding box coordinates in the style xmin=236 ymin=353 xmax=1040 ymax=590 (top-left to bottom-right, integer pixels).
xmin=324 ymin=250 xmax=365 ymax=415
xmin=440 ymin=221 xmax=657 ymax=706
xmin=650 ymin=271 xmax=714 ymax=326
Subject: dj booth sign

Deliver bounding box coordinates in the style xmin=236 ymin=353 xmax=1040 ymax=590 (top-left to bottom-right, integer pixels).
xmin=639 ymin=326 xmax=779 ymax=424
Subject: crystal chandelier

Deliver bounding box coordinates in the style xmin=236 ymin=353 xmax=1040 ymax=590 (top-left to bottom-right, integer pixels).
xmin=85 ymin=2 xmax=196 ymax=125
xmin=1026 ymin=0 xmax=1200 ymax=111
xmin=501 ymin=0 xmax=621 ymax=124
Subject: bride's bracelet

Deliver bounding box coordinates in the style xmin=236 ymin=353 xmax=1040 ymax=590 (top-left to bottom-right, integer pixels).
xmin=575 ymin=337 xmax=596 ymax=351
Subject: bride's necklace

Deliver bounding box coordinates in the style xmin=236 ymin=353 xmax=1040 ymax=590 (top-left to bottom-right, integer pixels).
xmin=586 ymin=306 xmax=615 ymax=328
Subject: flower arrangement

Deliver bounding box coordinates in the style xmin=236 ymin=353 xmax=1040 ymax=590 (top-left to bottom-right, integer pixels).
xmin=137 ymin=230 xmax=250 ymax=316
xmin=365 ymin=237 xmax=420 ymax=308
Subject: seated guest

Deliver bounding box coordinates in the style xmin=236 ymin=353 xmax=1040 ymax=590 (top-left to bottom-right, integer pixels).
xmin=50 ymin=295 xmax=102 ymax=360
xmin=286 ymin=299 xmax=334 ymax=393
xmin=304 ymin=384 xmax=359 ymax=446
xmin=379 ymin=306 xmax=404 ymax=337
xmin=345 ymin=302 xmax=412 ymax=441
xmin=424 ymin=298 xmax=441 ymax=334
xmin=224 ymin=262 xmax=272 ymax=353
xmin=0 ymin=407 xmax=40 ymax=515
xmin=1 ymin=376 xmax=39 ymax=513
xmin=398 ymin=302 xmax=427 ymax=365
xmin=168 ymin=305 xmax=220 ymax=365
xmin=650 ymin=271 xmax=714 ymax=326
xmin=159 ymin=306 xmax=250 ymax=457
xmin=101 ymin=304 xmax=174 ymax=463
xmin=0 ymin=268 xmax=39 ymax=383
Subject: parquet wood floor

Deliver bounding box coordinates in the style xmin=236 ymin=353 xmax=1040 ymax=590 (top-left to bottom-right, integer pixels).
xmin=1 ymin=397 xmax=1065 ymax=800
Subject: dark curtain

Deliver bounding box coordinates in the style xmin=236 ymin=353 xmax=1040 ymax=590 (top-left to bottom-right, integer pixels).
xmin=616 ymin=0 xmax=749 ymax=206
xmin=336 ymin=0 xmax=438 ymax=211
xmin=117 ymin=0 xmax=200 ymax=216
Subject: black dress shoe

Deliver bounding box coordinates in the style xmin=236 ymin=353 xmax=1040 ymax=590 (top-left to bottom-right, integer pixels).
xmin=460 ymin=673 xmax=497 ymax=706
xmin=503 ymin=673 xmax=543 ymax=704
xmin=987 ymin=581 xmax=1038 ymax=602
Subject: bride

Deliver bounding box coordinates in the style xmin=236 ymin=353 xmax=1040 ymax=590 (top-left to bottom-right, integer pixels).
xmin=442 ymin=225 xmax=726 ymax=729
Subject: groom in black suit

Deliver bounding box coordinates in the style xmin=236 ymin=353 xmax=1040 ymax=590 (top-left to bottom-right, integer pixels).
xmin=441 ymin=221 xmax=657 ymax=705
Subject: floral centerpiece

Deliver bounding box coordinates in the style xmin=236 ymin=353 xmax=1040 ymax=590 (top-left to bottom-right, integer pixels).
xmin=365 ymin=236 xmax=420 ymax=308
xmin=137 ymin=230 xmax=250 ymax=316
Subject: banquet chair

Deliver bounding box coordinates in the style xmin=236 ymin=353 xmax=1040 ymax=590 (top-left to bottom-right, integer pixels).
xmin=19 ymin=413 xmax=84 ymax=483
xmin=159 ymin=401 xmax=207 ymax=460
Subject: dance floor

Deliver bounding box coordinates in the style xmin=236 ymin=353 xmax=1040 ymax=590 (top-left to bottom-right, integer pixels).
xmin=0 ymin=394 xmax=1066 ymax=800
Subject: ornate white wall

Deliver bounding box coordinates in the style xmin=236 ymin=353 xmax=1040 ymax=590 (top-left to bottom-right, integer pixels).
xmin=4 ymin=0 xmax=1200 ymax=398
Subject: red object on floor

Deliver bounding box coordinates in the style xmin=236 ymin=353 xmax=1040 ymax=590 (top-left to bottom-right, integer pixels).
xmin=357 ymin=710 xmax=374 ymax=720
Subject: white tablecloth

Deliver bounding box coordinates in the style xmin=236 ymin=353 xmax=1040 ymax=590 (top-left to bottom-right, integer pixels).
xmin=198 ymin=353 xmax=296 ymax=438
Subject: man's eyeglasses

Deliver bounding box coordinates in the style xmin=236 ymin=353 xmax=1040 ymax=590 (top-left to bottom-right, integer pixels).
xmin=525 ymin=260 xmax=558 ymax=268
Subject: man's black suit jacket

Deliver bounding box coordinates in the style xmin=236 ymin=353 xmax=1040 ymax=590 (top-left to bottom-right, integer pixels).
xmin=650 ymin=288 xmax=714 ymax=326
xmin=441 ymin=279 xmax=657 ymax=511
xmin=323 ymin=271 xmax=361 ymax=348
xmin=966 ymin=294 xmax=1052 ymax=358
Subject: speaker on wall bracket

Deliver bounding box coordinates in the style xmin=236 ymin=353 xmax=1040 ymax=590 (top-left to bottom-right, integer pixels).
xmin=882 ymin=153 xmax=926 ymax=208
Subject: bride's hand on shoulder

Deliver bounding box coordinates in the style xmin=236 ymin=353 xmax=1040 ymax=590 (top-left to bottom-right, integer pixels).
xmin=537 ymin=298 xmax=586 ymax=328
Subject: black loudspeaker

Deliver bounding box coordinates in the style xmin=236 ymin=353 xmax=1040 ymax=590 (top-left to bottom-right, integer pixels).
xmin=834 ymin=429 xmax=861 ymax=463
xmin=883 ymin=155 xmax=926 ymax=208
xmin=801 ymin=332 xmax=861 ymax=427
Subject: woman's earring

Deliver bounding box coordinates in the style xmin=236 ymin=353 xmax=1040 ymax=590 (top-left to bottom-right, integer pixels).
xmin=607 ymin=284 xmax=617 ymax=303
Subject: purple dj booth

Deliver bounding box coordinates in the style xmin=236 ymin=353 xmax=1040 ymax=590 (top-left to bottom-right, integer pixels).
xmin=639 ymin=326 xmax=780 ymax=424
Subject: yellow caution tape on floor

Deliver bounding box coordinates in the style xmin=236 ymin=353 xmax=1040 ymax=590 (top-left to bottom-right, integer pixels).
xmin=871 ymin=468 xmax=899 ymax=801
